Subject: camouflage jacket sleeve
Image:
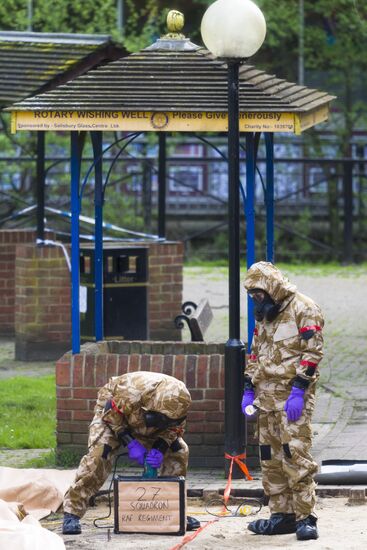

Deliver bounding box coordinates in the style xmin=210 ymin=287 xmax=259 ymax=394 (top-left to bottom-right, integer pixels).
xmin=97 ymin=381 xmax=129 ymax=437
xmin=244 ymin=326 xmax=259 ymax=389
xmin=294 ymin=305 xmax=324 ymax=389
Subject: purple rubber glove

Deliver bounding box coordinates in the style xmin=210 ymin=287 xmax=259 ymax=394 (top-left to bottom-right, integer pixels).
xmin=146 ymin=448 xmax=164 ymax=469
xmin=241 ymin=389 xmax=255 ymax=416
xmin=284 ymin=387 xmax=305 ymax=422
xmin=127 ymin=439 xmax=147 ymax=465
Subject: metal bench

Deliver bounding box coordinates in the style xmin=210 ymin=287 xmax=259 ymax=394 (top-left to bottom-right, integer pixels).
xmin=174 ymin=299 xmax=213 ymax=341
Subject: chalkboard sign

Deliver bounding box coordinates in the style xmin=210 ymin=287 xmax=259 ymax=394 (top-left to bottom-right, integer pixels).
xmin=114 ymin=476 xmax=186 ymax=535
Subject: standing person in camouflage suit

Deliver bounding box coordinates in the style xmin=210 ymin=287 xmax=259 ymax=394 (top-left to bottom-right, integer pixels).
xmin=62 ymin=371 xmax=200 ymax=534
xmin=241 ymin=262 xmax=324 ymax=541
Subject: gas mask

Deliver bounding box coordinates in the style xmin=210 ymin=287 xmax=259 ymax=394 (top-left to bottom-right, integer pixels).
xmin=143 ymin=410 xmax=186 ymax=430
xmin=248 ymin=288 xmax=280 ymax=322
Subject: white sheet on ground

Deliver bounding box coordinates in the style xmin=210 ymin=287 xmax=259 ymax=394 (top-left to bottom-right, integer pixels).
xmin=0 ymin=466 xmax=76 ymax=520
xmin=0 ymin=499 xmax=65 ymax=549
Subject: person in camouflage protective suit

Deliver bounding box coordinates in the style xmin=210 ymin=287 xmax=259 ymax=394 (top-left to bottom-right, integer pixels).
xmin=62 ymin=371 xmax=199 ymax=535
xmin=241 ymin=262 xmax=324 ymax=541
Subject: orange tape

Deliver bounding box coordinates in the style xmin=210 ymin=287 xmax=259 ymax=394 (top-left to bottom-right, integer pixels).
xmin=169 ymin=519 xmax=218 ymax=550
xmin=223 ymin=452 xmax=253 ymax=505
xmin=169 ymin=453 xmax=252 ymax=549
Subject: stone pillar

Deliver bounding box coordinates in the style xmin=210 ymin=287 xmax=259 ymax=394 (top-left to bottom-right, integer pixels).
xmin=12 ymin=240 xmax=184 ymax=359
xmin=15 ymin=243 xmax=71 ymax=360
xmin=0 ymin=230 xmax=40 ymax=335
xmin=148 ymin=241 xmax=184 ymax=340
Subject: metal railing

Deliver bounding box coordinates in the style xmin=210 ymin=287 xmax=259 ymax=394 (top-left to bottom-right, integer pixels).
xmin=0 ymin=150 xmax=366 ymax=262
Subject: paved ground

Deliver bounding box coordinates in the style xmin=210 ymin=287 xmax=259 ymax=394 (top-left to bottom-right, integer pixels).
xmin=42 ymin=496 xmax=366 ymax=550
xmin=0 ymin=337 xmax=54 ymax=380
xmin=1 ymin=266 xmax=367 ymax=548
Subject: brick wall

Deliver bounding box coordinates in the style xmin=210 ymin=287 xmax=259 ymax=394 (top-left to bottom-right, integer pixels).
xmin=56 ymin=341 xmax=258 ymax=469
xmin=6 ymin=239 xmax=183 ymax=355
xmin=0 ymin=230 xmax=43 ymax=335
xmin=148 ymin=241 xmax=183 ymax=340
xmin=15 ymin=242 xmax=71 ymax=360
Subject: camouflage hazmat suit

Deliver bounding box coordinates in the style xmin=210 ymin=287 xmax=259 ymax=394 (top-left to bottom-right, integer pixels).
xmin=244 ymin=262 xmax=324 ymax=521
xmin=63 ymin=371 xmax=191 ymax=518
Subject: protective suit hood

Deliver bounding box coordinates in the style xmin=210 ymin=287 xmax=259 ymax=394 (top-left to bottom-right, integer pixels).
xmin=140 ymin=372 xmax=191 ymax=420
xmin=244 ymin=261 xmax=297 ymax=310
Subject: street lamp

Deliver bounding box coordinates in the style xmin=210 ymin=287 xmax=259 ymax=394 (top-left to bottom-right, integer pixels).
xmin=201 ymin=0 xmax=266 ymax=475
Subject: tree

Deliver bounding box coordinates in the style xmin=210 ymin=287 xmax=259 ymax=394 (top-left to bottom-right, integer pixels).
xmin=0 ymin=1 xmax=209 ymax=50
xmin=0 ymin=0 xmax=116 ymax=34
xmin=0 ymin=0 xmax=366 ymax=255
xmin=256 ymin=0 xmax=367 ymax=257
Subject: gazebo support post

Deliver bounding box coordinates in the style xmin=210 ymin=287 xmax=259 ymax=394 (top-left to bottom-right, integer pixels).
xmin=91 ymin=131 xmax=104 ymax=341
xmin=36 ymin=131 xmax=45 ymax=242
xmin=70 ymin=131 xmax=83 ymax=354
xmin=224 ymin=60 xmax=245 ymax=478
xmin=265 ymin=132 xmax=275 ymax=263
xmin=246 ymin=132 xmax=256 ymax=348
xmin=158 ymin=132 xmax=167 ymax=239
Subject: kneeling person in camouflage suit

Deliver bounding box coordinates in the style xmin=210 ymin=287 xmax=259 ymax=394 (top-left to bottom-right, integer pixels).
xmin=62 ymin=371 xmax=199 ymax=534
xmin=242 ymin=262 xmax=324 ymax=541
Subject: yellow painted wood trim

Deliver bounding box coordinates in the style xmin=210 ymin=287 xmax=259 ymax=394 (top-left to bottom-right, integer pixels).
xmin=10 ymin=112 xmax=17 ymax=134
xmin=12 ymin=110 xmax=296 ymax=133
xmin=294 ymin=114 xmax=301 ymax=135
xmin=298 ymin=105 xmax=330 ymax=132
xmin=11 ymin=106 xmax=330 ymax=134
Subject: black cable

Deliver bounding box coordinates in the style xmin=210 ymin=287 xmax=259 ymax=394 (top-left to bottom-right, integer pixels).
xmin=93 ymin=451 xmax=128 ymax=529
xmin=205 ymin=497 xmax=262 ymax=518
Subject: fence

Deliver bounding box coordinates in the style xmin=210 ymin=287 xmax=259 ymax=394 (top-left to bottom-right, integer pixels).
xmin=0 ymin=135 xmax=366 ymax=262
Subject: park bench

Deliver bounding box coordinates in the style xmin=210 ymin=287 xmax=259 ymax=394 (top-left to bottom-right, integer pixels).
xmin=174 ymin=299 xmax=213 ymax=341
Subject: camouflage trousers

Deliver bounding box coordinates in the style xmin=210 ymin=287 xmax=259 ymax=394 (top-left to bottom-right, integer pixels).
xmin=63 ymin=416 xmax=189 ymax=518
xmin=258 ymin=409 xmax=318 ymax=521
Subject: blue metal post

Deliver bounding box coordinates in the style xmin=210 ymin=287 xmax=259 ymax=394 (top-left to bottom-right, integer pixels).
xmin=91 ymin=131 xmax=104 ymax=342
xmin=245 ymin=133 xmax=256 ymax=348
xmin=36 ymin=132 xmax=45 ymax=241
xmin=265 ymin=133 xmax=275 ymax=263
xmin=70 ymin=132 xmax=82 ymax=354
xmin=158 ymin=132 xmax=167 ymax=239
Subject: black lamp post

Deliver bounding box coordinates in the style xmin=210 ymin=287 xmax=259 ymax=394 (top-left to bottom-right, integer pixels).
xmin=201 ymin=0 xmax=266 ymax=476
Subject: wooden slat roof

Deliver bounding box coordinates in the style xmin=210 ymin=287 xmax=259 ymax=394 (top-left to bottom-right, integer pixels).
xmin=8 ymin=42 xmax=335 ymax=114
xmin=0 ymin=31 xmax=126 ymax=108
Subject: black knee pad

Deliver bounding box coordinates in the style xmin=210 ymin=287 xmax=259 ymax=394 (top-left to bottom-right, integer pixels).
xmin=260 ymin=445 xmax=272 ymax=460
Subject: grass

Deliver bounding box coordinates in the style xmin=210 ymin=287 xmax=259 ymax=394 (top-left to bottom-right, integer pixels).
xmin=22 ymin=449 xmax=83 ymax=469
xmin=0 ymin=375 xmax=56 ymax=449
xmin=184 ymin=261 xmax=367 ymax=278
xmin=22 ymin=450 xmax=57 ymax=468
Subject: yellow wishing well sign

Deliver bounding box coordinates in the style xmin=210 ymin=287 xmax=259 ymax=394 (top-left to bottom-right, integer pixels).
xmin=12 ymin=110 xmax=300 ymax=133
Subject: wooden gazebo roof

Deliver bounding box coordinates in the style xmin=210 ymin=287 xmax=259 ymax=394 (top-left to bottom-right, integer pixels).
xmin=0 ymin=31 xmax=126 ymax=108
xmin=8 ymin=34 xmax=335 ymax=135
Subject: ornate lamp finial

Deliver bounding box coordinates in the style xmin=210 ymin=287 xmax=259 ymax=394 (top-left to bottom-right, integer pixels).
xmin=166 ymin=10 xmax=185 ymax=33
xmin=145 ymin=9 xmax=199 ymax=51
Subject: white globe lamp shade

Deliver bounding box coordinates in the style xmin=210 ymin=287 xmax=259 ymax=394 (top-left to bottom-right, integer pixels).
xmin=201 ymin=0 xmax=266 ymax=59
